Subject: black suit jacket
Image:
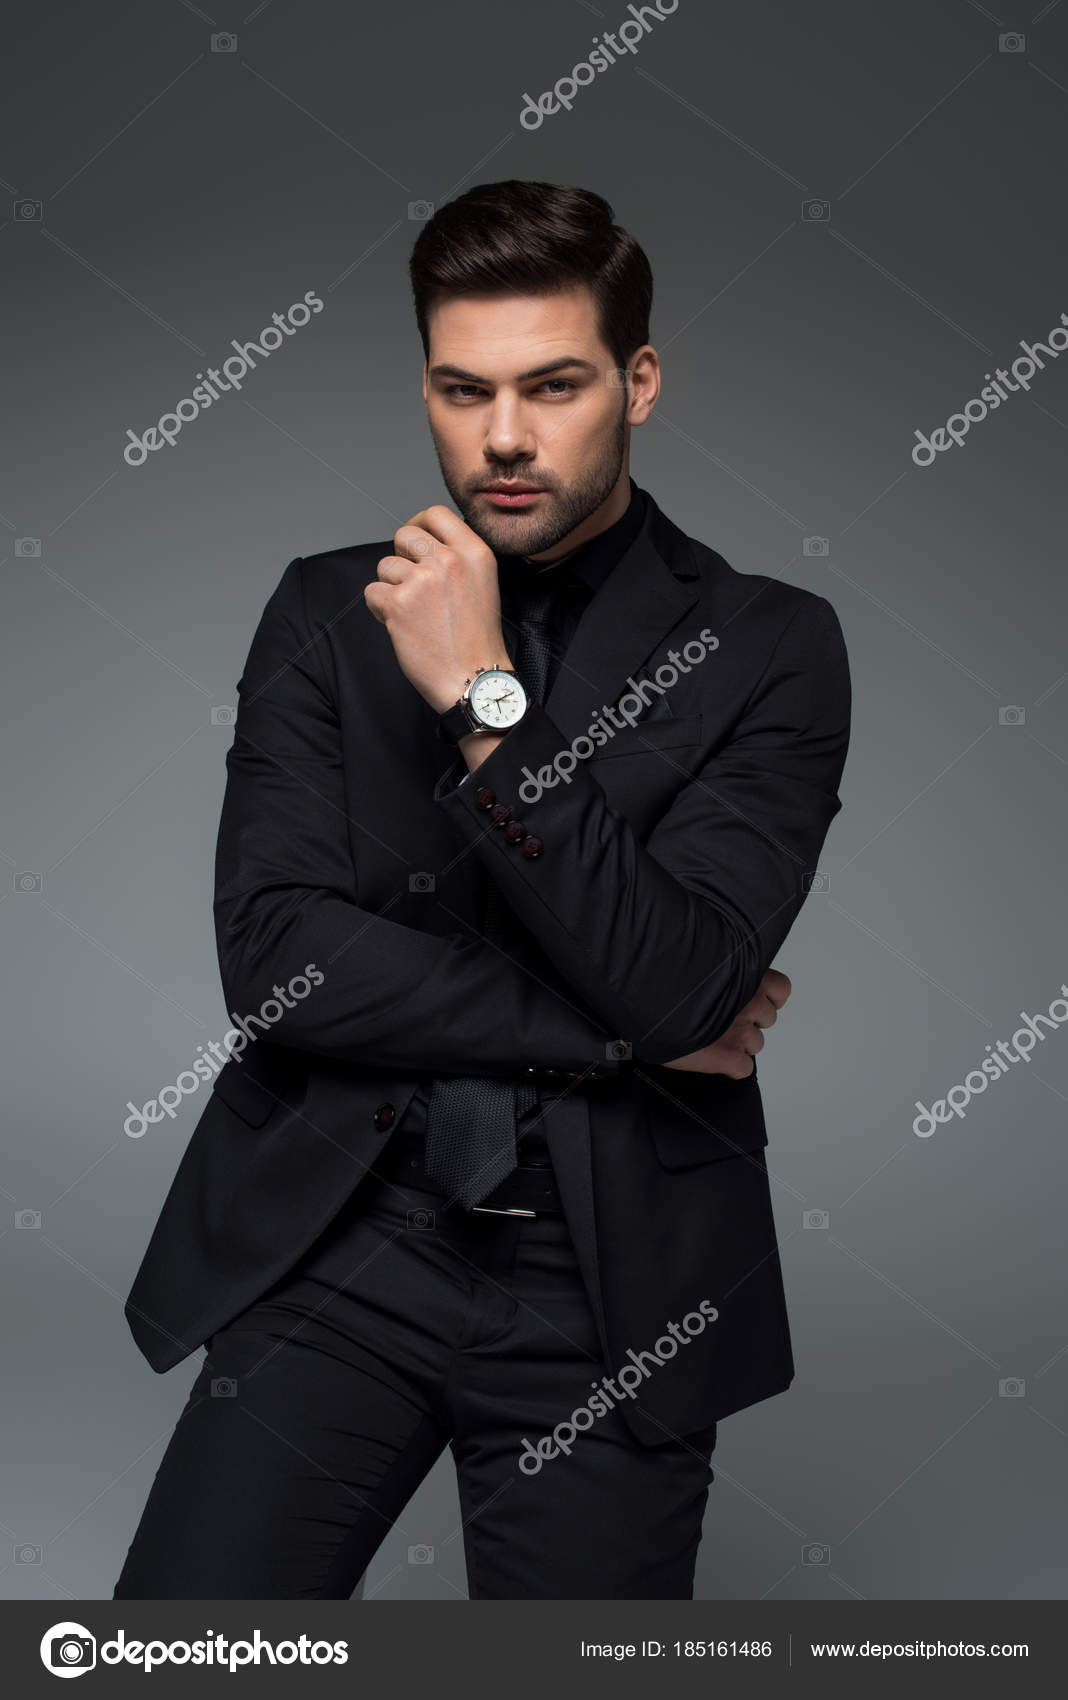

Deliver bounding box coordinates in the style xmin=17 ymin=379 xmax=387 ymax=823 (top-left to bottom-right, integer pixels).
xmin=123 ymin=485 xmax=851 ymax=1448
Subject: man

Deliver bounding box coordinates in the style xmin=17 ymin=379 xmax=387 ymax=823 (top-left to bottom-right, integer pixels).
xmin=114 ymin=180 xmax=850 ymax=1601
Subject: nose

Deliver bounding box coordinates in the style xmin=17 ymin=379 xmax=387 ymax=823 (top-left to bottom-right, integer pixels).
xmin=483 ymin=391 xmax=536 ymax=465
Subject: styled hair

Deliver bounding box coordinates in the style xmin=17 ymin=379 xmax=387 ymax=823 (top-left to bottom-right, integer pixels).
xmin=408 ymin=180 xmax=653 ymax=371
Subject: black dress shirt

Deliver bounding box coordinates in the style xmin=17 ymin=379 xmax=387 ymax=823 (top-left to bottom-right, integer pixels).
xmin=395 ymin=479 xmax=648 ymax=1169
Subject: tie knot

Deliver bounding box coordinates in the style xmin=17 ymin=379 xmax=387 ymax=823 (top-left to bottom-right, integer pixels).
xmin=503 ymin=559 xmax=576 ymax=624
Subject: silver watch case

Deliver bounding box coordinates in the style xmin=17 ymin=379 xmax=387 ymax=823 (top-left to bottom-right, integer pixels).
xmin=460 ymin=665 xmax=529 ymax=732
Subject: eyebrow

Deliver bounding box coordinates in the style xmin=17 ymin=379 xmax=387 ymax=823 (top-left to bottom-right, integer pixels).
xmin=428 ymin=357 xmax=600 ymax=383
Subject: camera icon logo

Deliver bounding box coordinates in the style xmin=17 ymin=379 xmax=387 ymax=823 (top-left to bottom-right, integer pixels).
xmin=802 ymin=870 xmax=829 ymax=893
xmin=997 ymin=705 xmax=1025 ymax=726
xmin=211 ymin=31 xmax=237 ymax=52
xmin=211 ymin=705 xmax=236 ymax=726
xmin=14 ymin=872 xmax=43 ymax=893
xmin=606 ymin=368 xmax=629 ymax=387
xmin=802 ymin=199 xmax=830 ymax=221
xmin=408 ymin=200 xmax=434 ymax=221
xmin=407 ymin=1208 xmax=435 ymax=1230
xmin=41 ymin=1621 xmax=97 ymax=1675
xmin=210 ymin=1377 xmax=238 ymax=1398
xmin=998 ymin=32 xmax=1025 ymax=53
xmin=16 ymin=1543 xmax=43 ymax=1563
xmin=606 ymin=1039 xmax=632 ymax=1061
xmin=408 ymin=1543 xmax=434 ymax=1563
xmin=801 ymin=1542 xmax=830 ymax=1564
xmin=409 ymin=872 xmax=436 ymax=893
xmin=803 ymin=1209 xmax=829 ymax=1230
xmin=16 ymin=1209 xmax=42 ymax=1229
xmin=998 ymin=1377 xmax=1025 ymax=1397
xmin=803 ymin=536 xmax=829 ymax=557
xmin=14 ymin=198 xmax=43 ymax=222
xmin=15 ymin=538 xmax=42 ymax=557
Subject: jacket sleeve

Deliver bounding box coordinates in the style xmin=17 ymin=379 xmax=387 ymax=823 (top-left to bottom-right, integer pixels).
xmin=435 ymin=593 xmax=851 ymax=1065
xmin=213 ymin=557 xmax=627 ymax=1076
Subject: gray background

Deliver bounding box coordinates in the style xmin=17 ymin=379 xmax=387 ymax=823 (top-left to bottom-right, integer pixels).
xmin=3 ymin=0 xmax=1067 ymax=1602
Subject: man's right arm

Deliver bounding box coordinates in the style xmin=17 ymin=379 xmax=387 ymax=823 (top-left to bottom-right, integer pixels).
xmin=213 ymin=556 xmax=631 ymax=1077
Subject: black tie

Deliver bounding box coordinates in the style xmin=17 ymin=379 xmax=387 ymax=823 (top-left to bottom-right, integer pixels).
xmin=422 ymin=572 xmax=556 ymax=1208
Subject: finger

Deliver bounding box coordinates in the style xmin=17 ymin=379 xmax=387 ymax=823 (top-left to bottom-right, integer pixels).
xmin=748 ymin=992 xmax=779 ymax=1030
xmin=376 ymin=554 xmax=417 ymax=585
xmin=393 ymin=525 xmax=440 ymax=564
xmin=761 ymin=968 xmax=791 ymax=1008
xmin=363 ymin=583 xmax=392 ymax=624
xmin=404 ymin=505 xmax=470 ymax=547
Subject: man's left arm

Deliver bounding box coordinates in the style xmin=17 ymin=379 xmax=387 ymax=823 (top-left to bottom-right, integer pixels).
xmin=435 ymin=594 xmax=851 ymax=1065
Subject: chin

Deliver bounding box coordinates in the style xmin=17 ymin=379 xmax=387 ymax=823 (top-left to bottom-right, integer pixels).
xmin=466 ymin=515 xmax=535 ymax=554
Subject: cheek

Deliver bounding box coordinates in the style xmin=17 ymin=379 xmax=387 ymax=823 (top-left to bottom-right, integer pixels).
xmin=427 ymin=411 xmax=466 ymax=462
xmin=431 ymin=404 xmax=482 ymax=447
xmin=547 ymin=401 xmax=616 ymax=463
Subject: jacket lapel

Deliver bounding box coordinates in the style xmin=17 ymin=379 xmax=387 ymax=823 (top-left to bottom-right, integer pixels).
xmin=541 ymin=491 xmax=701 ymax=744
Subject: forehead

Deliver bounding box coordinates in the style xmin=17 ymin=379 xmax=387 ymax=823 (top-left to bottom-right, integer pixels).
xmin=426 ymin=285 xmax=607 ymax=372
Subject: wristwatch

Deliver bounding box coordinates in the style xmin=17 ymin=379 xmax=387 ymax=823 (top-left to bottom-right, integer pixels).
xmin=437 ymin=665 xmax=529 ymax=744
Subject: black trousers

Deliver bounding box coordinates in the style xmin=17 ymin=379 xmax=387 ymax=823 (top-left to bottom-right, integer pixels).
xmin=114 ymin=1119 xmax=718 ymax=1600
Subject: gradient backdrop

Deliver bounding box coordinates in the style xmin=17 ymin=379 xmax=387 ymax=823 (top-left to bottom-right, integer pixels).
xmin=3 ymin=0 xmax=1067 ymax=1602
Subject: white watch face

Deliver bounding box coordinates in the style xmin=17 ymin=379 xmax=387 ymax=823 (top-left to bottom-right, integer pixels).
xmin=469 ymin=669 xmax=527 ymax=729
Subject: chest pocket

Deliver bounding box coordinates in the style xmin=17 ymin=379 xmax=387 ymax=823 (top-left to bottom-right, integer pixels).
xmin=589 ymin=712 xmax=703 ymax=761
xmin=211 ymin=1055 xmax=297 ymax=1126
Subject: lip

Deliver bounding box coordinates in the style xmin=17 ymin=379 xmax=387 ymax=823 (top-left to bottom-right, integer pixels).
xmin=480 ymin=484 xmax=546 ymax=508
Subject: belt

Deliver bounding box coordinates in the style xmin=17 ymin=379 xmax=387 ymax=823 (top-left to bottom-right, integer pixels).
xmin=377 ymin=1135 xmax=565 ymax=1216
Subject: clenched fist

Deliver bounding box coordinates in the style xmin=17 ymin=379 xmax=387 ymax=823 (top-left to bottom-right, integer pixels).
xmin=365 ymin=505 xmax=513 ymax=714
xmin=662 ymin=969 xmax=792 ymax=1079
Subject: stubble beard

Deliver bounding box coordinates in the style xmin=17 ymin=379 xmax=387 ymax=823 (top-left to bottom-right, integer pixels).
xmin=431 ymin=400 xmax=628 ymax=560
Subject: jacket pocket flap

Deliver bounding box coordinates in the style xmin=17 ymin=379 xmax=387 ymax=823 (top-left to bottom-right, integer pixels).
xmin=650 ymin=1116 xmax=769 ymax=1168
xmin=641 ymin=1067 xmax=769 ymax=1167
xmin=210 ymin=1060 xmax=283 ymax=1127
xmin=591 ymin=712 xmax=703 ymax=760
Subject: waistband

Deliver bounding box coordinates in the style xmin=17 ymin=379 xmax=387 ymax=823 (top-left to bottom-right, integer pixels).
xmin=377 ymin=1108 xmax=568 ymax=1217
xmin=376 ymin=1125 xmax=564 ymax=1215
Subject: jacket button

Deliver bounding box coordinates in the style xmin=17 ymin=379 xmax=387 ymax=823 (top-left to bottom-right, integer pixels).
xmin=505 ymin=820 xmax=526 ymax=842
xmin=373 ymin=1102 xmax=395 ymax=1130
xmin=475 ymin=786 xmax=496 ymax=809
xmin=489 ymin=802 xmax=512 ymax=826
xmin=521 ymin=835 xmax=543 ymax=858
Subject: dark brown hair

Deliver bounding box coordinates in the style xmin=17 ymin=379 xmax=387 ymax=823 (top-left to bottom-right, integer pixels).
xmin=408 ymin=180 xmax=653 ymax=371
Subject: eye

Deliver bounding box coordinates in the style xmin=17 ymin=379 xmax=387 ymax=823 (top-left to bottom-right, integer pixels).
xmin=444 ymin=384 xmax=484 ymax=401
xmin=537 ymin=379 xmax=577 ymax=396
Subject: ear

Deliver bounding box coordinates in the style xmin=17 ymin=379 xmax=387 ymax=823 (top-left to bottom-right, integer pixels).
xmin=422 ymin=360 xmax=429 ymax=404
xmin=627 ymin=345 xmax=661 ymax=426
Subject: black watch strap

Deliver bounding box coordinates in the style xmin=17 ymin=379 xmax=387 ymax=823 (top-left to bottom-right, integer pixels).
xmin=437 ymin=699 xmax=476 ymax=744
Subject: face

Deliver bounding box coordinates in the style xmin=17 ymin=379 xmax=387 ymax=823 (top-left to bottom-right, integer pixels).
xmin=422 ymin=284 xmax=658 ymax=559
